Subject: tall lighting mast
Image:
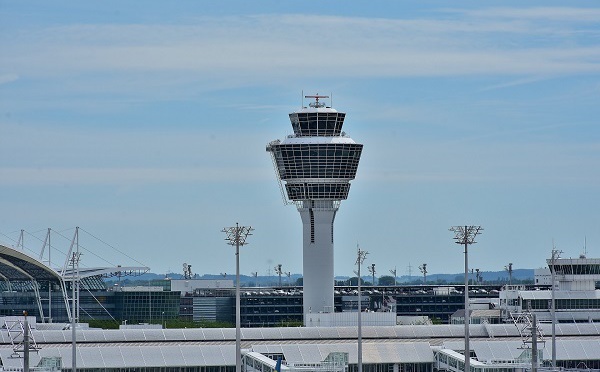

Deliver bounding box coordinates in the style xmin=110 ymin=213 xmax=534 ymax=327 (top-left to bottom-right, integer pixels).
xmin=549 ymin=247 xmax=562 ymax=370
xmin=222 ymin=223 xmax=253 ymax=372
xmin=355 ymin=246 xmax=368 ymax=372
xmin=389 ymin=267 xmax=397 ymax=286
xmin=368 ymin=263 xmax=376 ymax=286
xmin=505 ymin=263 xmax=513 ymax=285
xmin=450 ymin=225 xmax=483 ymax=372
xmin=419 ymin=263 xmax=427 ymax=284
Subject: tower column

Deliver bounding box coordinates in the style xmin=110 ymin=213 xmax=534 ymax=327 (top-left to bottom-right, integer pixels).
xmin=299 ymin=201 xmax=337 ymax=316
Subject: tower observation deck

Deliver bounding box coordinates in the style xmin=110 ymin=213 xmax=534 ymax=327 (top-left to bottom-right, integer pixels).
xmin=266 ymin=95 xmax=363 ymax=319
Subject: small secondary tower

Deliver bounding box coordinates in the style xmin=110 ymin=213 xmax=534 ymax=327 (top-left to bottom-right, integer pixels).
xmin=267 ymin=94 xmax=363 ymax=317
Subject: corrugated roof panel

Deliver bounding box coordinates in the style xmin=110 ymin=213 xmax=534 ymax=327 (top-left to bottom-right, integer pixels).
xmin=222 ymin=328 xmax=236 ymax=340
xmin=103 ymin=329 xmax=127 ymax=342
xmin=182 ymin=345 xmax=207 ymax=366
xmin=283 ymin=344 xmax=304 ymax=363
xmin=374 ymin=326 xmax=395 ymax=338
xmin=122 ymin=329 xmax=145 ymax=341
xmin=182 ymin=328 xmax=205 ymax=341
xmin=142 ymin=329 xmax=166 ymax=341
xmin=361 ymin=326 xmax=379 ymax=338
xmin=261 ymin=328 xmax=284 ymax=340
xmin=164 ymin=328 xmax=186 ymax=341
xmin=297 ymin=343 xmax=322 ymax=363
xmin=242 ymin=328 xmax=264 ymax=339
xmin=140 ymin=345 xmax=167 ymax=367
xmin=281 ymin=326 xmax=302 ymax=339
xmin=197 ymin=328 xmax=222 ymax=340
xmin=318 ymin=327 xmax=340 ymax=339
xmin=337 ymin=326 xmax=356 ymax=338
xmin=100 ymin=346 xmax=127 ymax=368
xmin=162 ymin=345 xmax=187 ymax=366
xmin=362 ymin=344 xmax=382 ymax=364
xmin=120 ymin=346 xmax=145 ymax=368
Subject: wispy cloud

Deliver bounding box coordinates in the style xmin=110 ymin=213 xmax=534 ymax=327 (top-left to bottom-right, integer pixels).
xmin=0 ymin=74 xmax=18 ymax=85
xmin=0 ymin=167 xmax=271 ymax=186
xmin=3 ymin=11 xmax=600 ymax=85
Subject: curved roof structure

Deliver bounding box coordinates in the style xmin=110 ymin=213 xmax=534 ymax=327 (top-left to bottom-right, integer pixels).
xmin=0 ymin=244 xmax=61 ymax=282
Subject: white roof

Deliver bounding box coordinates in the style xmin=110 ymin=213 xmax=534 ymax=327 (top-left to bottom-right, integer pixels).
xmin=519 ymin=290 xmax=600 ymax=300
xmin=443 ymin=339 xmax=600 ymax=362
xmin=280 ymin=136 xmax=357 ymax=145
xmin=0 ymin=345 xmax=235 ymax=369
xmin=292 ymin=107 xmax=339 ymax=114
xmin=251 ymin=342 xmax=433 ymax=364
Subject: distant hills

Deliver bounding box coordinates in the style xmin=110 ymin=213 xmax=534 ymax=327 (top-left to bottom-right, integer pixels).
xmin=106 ymin=268 xmax=534 ymax=287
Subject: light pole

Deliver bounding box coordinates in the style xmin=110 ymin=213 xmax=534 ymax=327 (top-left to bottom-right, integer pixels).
xmin=419 ymin=263 xmax=427 ymax=285
xmin=389 ymin=267 xmax=397 ymax=286
xmin=550 ymin=247 xmax=562 ymax=370
xmin=274 ymin=264 xmax=283 ymax=287
xmin=504 ymin=263 xmax=513 ymax=285
xmin=450 ymin=225 xmax=483 ymax=372
xmin=355 ymin=246 xmax=368 ymax=372
xmin=368 ymin=263 xmax=376 ymax=287
xmin=222 ymin=223 xmax=253 ymax=372
xmin=162 ymin=311 xmax=165 ymax=329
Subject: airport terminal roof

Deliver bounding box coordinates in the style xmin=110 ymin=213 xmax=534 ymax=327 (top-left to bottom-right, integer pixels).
xmin=9 ymin=323 xmax=600 ymax=346
xmin=0 ymin=244 xmax=61 ymax=282
xmin=442 ymin=339 xmax=600 ymax=363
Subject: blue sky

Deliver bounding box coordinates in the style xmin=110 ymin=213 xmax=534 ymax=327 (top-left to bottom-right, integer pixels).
xmin=1 ymin=1 xmax=599 ymax=279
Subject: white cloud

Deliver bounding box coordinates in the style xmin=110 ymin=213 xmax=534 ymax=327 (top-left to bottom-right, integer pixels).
xmin=0 ymin=74 xmax=18 ymax=85
xmin=461 ymin=7 xmax=600 ymax=22
xmin=0 ymin=167 xmax=271 ymax=186
xmin=2 ymin=11 xmax=600 ymax=85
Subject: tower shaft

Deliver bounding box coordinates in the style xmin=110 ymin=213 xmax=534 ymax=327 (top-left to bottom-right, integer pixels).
xmin=299 ymin=202 xmax=337 ymax=314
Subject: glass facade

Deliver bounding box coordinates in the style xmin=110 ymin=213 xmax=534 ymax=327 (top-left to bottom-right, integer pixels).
xmin=272 ymin=144 xmax=363 ymax=180
xmin=289 ymin=112 xmax=346 ymax=137
xmin=113 ymin=291 xmax=180 ymax=324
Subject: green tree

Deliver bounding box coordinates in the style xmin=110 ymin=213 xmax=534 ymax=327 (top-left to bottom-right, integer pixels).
xmin=378 ymin=275 xmax=396 ymax=286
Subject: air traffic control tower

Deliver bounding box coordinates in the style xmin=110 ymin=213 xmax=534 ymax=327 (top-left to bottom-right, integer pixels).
xmin=267 ymin=94 xmax=363 ymax=318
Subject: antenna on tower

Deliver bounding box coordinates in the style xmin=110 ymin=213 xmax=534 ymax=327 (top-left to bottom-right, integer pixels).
xmin=407 ymin=263 xmax=413 ymax=280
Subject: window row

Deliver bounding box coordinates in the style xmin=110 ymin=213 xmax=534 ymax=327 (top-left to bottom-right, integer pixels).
xmin=289 ymin=112 xmax=346 ymax=137
xmin=286 ymin=184 xmax=351 ymax=200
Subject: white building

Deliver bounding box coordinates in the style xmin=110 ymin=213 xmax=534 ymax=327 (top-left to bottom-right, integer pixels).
xmin=500 ymin=256 xmax=600 ymax=323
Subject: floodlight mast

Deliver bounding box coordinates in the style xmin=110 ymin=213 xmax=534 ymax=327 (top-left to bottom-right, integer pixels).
xmin=450 ymin=225 xmax=483 ymax=372
xmin=505 ymin=263 xmax=513 ymax=285
xmin=355 ymin=246 xmax=368 ymax=372
xmin=389 ymin=267 xmax=397 ymax=286
xmin=368 ymin=263 xmax=376 ymax=286
xmin=419 ymin=263 xmax=427 ymax=284
xmin=549 ymin=247 xmax=562 ymax=370
xmin=275 ymin=264 xmax=283 ymax=287
xmin=222 ymin=223 xmax=254 ymax=372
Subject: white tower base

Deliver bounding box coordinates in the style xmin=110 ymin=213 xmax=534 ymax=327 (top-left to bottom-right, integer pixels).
xmin=298 ymin=201 xmax=338 ymax=320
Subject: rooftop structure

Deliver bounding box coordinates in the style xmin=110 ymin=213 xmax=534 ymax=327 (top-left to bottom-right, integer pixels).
xmin=500 ymin=254 xmax=600 ymax=323
xmin=266 ymin=95 xmax=363 ymax=320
